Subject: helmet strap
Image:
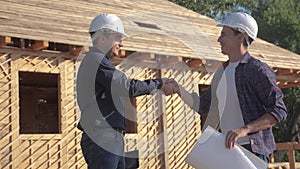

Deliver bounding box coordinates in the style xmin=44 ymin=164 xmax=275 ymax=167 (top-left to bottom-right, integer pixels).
xmin=244 ymin=34 xmax=250 ymax=47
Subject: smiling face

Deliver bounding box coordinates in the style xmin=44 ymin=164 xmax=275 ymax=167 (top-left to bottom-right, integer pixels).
xmin=102 ymin=32 xmax=124 ymax=58
xmin=93 ymin=31 xmax=124 ymax=58
xmin=217 ymin=26 xmax=243 ymax=56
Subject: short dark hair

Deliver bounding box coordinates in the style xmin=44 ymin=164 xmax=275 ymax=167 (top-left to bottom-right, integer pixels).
xmin=89 ymin=29 xmax=112 ymax=39
xmin=231 ymin=28 xmax=253 ymax=47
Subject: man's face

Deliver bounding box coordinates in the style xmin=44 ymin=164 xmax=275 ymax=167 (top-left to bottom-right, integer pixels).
xmin=102 ymin=33 xmax=124 ymax=58
xmin=217 ymin=26 xmax=241 ymax=55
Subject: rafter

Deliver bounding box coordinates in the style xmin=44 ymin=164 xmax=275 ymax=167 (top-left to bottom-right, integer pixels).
xmin=275 ymin=68 xmax=295 ymax=75
xmin=185 ymin=59 xmax=203 ymax=67
xmin=276 ymin=75 xmax=300 ymax=83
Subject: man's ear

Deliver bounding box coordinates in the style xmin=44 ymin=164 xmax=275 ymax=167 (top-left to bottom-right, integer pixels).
xmin=237 ymin=33 xmax=246 ymax=43
xmin=99 ymin=34 xmax=106 ymax=43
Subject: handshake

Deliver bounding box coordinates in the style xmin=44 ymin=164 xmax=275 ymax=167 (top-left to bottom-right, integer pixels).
xmin=160 ymin=78 xmax=181 ymax=96
xmin=159 ymin=78 xmax=195 ymax=109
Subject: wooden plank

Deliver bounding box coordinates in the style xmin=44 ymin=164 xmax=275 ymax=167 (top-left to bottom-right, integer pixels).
xmin=275 ymin=68 xmax=294 ymax=75
xmin=276 ymin=142 xmax=294 ymax=150
xmin=274 ymin=142 xmax=297 ymax=169
xmin=279 ymin=82 xmax=300 ymax=89
xmin=29 ymin=41 xmax=49 ymax=50
xmin=293 ymin=142 xmax=300 ymax=150
xmin=276 ymin=75 xmax=300 ymax=82
xmin=288 ymin=145 xmax=296 ymax=169
xmin=69 ymin=46 xmax=87 ymax=56
xmin=10 ymin=59 xmax=20 ymax=169
xmin=0 ymin=36 xmax=11 ymax=47
xmin=158 ymin=68 xmax=169 ymax=169
xmin=268 ymin=162 xmax=289 ymax=169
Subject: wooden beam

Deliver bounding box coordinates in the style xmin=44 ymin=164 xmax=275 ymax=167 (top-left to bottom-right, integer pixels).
xmin=276 ymin=75 xmax=300 ymax=83
xmin=275 ymin=142 xmax=293 ymax=150
xmin=275 ymin=68 xmax=294 ymax=75
xmin=126 ymin=52 xmax=155 ymax=62
xmin=30 ymin=41 xmax=49 ymax=50
xmin=293 ymin=142 xmax=300 ymax=150
xmin=0 ymin=36 xmax=11 ymax=47
xmin=185 ymin=59 xmax=203 ymax=67
xmin=69 ymin=46 xmax=88 ymax=56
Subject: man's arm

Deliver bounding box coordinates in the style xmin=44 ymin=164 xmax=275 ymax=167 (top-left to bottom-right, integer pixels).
xmin=97 ymin=59 xmax=164 ymax=97
xmin=162 ymin=79 xmax=200 ymax=112
xmin=225 ymin=113 xmax=278 ymax=149
xmin=225 ymin=62 xmax=287 ymax=149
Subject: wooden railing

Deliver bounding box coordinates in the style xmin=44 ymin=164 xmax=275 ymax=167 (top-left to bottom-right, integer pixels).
xmin=269 ymin=142 xmax=300 ymax=169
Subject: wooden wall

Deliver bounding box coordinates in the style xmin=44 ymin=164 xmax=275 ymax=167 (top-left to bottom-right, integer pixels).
xmin=0 ymin=48 xmax=85 ymax=169
xmin=0 ymin=49 xmax=202 ymax=169
xmin=118 ymin=54 xmax=202 ymax=169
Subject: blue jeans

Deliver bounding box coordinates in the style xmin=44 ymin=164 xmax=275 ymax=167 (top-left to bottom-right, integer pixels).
xmin=80 ymin=130 xmax=125 ymax=169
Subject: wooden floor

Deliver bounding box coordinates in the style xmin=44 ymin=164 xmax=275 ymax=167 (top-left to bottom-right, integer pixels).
xmin=268 ymin=163 xmax=300 ymax=169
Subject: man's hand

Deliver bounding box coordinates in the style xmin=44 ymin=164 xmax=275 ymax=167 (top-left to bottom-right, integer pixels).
xmin=225 ymin=113 xmax=278 ymax=149
xmin=225 ymin=127 xmax=249 ymax=149
xmin=160 ymin=78 xmax=180 ymax=96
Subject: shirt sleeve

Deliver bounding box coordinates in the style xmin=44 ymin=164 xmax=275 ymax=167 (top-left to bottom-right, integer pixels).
xmin=96 ymin=58 xmax=163 ymax=97
xmin=253 ymin=63 xmax=287 ymax=122
xmin=184 ymin=86 xmax=212 ymax=115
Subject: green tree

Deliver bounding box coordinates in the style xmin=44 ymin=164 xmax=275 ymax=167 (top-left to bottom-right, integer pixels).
xmin=252 ymin=0 xmax=300 ymax=54
xmin=272 ymin=86 xmax=300 ymax=161
xmin=250 ymin=1 xmax=300 ymax=161
xmin=169 ymin=0 xmax=300 ymax=54
xmin=168 ymin=0 xmax=259 ymax=19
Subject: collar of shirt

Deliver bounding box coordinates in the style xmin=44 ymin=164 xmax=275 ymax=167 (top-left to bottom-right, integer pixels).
xmin=222 ymin=52 xmax=251 ymax=69
xmin=90 ymin=47 xmax=110 ymax=60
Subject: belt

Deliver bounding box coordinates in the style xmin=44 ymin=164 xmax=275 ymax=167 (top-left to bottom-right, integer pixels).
xmin=113 ymin=128 xmax=126 ymax=136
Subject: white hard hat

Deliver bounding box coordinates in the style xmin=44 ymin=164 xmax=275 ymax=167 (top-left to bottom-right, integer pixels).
xmin=218 ymin=12 xmax=258 ymax=40
xmin=89 ymin=14 xmax=128 ymax=37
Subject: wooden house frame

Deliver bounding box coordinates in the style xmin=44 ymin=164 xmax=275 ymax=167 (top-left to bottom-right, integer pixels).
xmin=0 ymin=0 xmax=300 ymax=169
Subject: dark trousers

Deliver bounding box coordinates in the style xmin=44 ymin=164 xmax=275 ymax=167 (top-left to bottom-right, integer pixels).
xmin=80 ymin=130 xmax=125 ymax=169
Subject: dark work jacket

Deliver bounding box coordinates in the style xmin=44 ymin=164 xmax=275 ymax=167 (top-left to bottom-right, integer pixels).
xmin=77 ymin=48 xmax=162 ymax=132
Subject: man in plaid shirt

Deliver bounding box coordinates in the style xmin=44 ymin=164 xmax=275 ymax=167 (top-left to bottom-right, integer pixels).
xmin=168 ymin=12 xmax=287 ymax=165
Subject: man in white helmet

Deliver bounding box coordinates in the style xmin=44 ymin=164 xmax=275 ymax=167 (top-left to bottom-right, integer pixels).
xmin=76 ymin=14 xmax=174 ymax=169
xmin=166 ymin=12 xmax=287 ymax=166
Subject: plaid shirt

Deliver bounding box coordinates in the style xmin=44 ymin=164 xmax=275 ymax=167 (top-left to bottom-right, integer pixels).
xmin=198 ymin=52 xmax=287 ymax=156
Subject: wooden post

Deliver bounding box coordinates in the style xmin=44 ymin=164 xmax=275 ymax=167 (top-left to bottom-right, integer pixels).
xmin=10 ymin=53 xmax=21 ymax=168
xmin=156 ymin=54 xmax=169 ymax=169
xmin=276 ymin=142 xmax=296 ymax=169
xmin=288 ymin=143 xmax=296 ymax=169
